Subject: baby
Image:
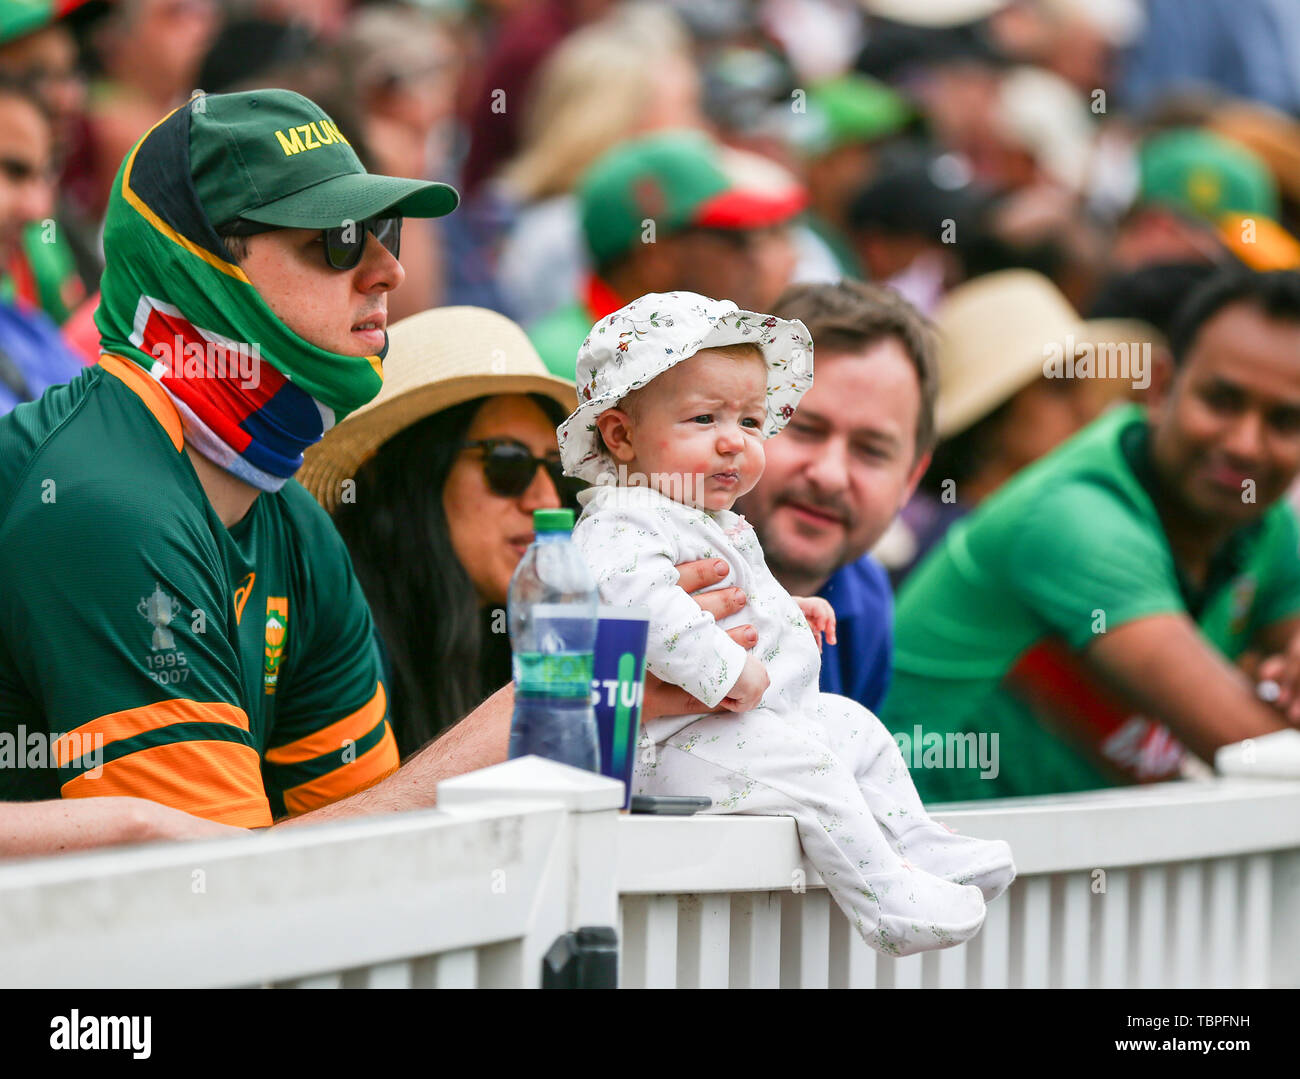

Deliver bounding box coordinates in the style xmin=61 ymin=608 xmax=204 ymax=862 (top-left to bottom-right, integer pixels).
xmin=558 ymin=292 xmax=1014 ymax=956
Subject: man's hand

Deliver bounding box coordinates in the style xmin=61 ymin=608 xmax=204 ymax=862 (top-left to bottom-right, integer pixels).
xmin=794 ymin=596 xmax=837 ymax=650
xmin=721 ymin=654 xmax=770 ymax=712
xmin=1253 ymin=635 xmax=1300 ymax=725
xmin=641 ymin=558 xmax=756 ymax=720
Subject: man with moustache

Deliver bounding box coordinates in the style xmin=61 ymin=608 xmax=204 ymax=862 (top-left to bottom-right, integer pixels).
xmin=734 ymin=279 xmax=938 ymax=713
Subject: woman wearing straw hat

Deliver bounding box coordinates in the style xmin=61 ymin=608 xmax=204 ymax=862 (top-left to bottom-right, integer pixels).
xmin=298 ymin=306 xmax=583 ymax=755
xmin=875 ymin=270 xmax=1161 ymax=583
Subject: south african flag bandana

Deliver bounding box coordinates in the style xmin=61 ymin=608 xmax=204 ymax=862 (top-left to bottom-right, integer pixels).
xmin=94 ymin=99 xmax=386 ymax=491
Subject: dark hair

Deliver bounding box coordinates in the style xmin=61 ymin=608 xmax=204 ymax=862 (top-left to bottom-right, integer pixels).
xmin=332 ymin=393 xmax=571 ymax=756
xmin=1087 ymin=261 xmax=1223 ymax=338
xmin=0 ymin=70 xmax=53 ymax=129
xmin=1168 ymin=268 xmax=1300 ymax=366
xmin=919 ymin=395 xmax=1012 ymax=496
xmin=772 ymin=278 xmax=939 ymax=456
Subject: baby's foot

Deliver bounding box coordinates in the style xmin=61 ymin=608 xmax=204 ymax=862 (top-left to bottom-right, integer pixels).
xmin=889 ymin=819 xmax=1016 ymax=903
xmin=861 ymin=866 xmax=986 ymax=957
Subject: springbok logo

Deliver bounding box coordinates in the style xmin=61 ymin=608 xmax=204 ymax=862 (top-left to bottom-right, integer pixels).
xmin=263 ymin=597 xmax=289 ymax=695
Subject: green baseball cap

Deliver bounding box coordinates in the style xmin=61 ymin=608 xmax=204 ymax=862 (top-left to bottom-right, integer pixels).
xmin=797 ymin=75 xmax=912 ymax=155
xmin=1138 ymin=128 xmax=1278 ymax=222
xmin=188 ymin=89 xmax=459 ymax=230
xmin=578 ymin=131 xmax=805 ymax=268
xmin=0 ymin=0 xmax=88 ymax=47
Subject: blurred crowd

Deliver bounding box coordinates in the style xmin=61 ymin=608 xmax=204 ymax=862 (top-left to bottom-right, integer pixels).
xmin=6 ymin=0 xmax=1300 ymax=526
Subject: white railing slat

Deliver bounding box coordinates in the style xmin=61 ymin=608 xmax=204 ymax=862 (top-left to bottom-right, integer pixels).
xmin=728 ymin=893 xmax=781 ymax=988
xmin=676 ymin=894 xmax=731 ymax=989
xmin=1135 ymin=865 xmax=1168 ymax=988
xmin=1060 ymin=872 xmax=1090 ymax=988
xmin=431 ymin=949 xmax=478 ymax=989
xmin=1096 ymin=867 xmax=1130 ymax=988
xmin=779 ymin=890 xmax=830 ymax=989
xmin=1171 ymin=861 xmax=1204 ymax=987
xmin=1019 ymin=876 xmax=1052 ymax=989
xmin=976 ymin=886 xmax=1013 ymax=988
xmin=642 ymin=896 xmax=679 ymax=989
xmin=1206 ymin=858 xmax=1239 ymax=987
xmin=1242 ymin=854 xmax=1272 ymax=988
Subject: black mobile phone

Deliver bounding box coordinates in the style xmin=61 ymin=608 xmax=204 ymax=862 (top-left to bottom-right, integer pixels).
xmin=629 ymin=795 xmax=713 ymax=815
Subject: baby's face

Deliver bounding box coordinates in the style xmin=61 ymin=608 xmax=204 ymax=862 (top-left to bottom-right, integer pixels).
xmin=626 ymin=349 xmax=768 ymax=512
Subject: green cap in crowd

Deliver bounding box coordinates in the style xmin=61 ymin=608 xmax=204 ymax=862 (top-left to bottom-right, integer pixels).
xmin=1139 ymin=128 xmax=1279 ymax=223
xmin=797 ymin=74 xmax=913 ymax=156
xmin=0 ymin=0 xmax=88 ymax=46
xmin=578 ymin=130 xmax=805 ymax=269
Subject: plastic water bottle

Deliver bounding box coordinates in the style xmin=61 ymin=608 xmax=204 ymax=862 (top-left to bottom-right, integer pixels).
xmin=507 ymin=508 xmax=600 ymax=771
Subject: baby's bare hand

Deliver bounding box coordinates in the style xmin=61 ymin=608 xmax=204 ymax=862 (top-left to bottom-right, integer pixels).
xmin=721 ymin=655 xmax=769 ymax=712
xmin=794 ymin=596 xmax=837 ymax=650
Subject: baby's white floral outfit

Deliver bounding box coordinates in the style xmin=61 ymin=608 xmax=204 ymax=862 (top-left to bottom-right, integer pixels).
xmin=563 ymin=292 xmax=1015 ymax=956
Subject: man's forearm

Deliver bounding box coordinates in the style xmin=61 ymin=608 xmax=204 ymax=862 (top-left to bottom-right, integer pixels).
xmin=274 ymin=682 xmax=515 ymax=828
xmin=1088 ymin=614 xmax=1289 ymax=763
xmin=0 ymin=796 xmax=240 ymax=857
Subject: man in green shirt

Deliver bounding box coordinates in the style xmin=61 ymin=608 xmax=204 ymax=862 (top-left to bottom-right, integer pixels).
xmin=883 ymin=268 xmax=1300 ymax=800
xmin=0 ymin=90 xmax=760 ymax=853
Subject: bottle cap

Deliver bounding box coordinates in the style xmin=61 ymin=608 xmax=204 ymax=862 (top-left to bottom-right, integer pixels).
xmin=534 ymin=508 xmax=575 ymax=533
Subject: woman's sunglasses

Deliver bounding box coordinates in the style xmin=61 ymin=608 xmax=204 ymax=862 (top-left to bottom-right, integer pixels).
xmin=218 ymin=215 xmax=402 ymax=271
xmin=460 ymin=438 xmax=584 ymax=501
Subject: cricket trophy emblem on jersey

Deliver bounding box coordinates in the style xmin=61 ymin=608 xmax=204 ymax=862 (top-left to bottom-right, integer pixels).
xmin=138 ymin=584 xmax=182 ymax=651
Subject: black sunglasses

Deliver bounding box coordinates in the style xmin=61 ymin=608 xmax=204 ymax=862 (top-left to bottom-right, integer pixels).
xmin=323 ymin=216 xmax=402 ymax=270
xmin=460 ymin=438 xmax=584 ymax=500
xmin=219 ymin=215 xmax=402 ymax=270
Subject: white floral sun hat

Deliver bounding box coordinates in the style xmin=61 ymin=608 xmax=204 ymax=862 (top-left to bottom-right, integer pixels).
xmin=558 ymin=291 xmax=814 ymax=484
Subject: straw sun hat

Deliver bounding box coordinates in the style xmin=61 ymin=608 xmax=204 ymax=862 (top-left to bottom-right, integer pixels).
xmin=298 ymin=306 xmax=577 ymax=513
xmin=934 ymin=270 xmax=1161 ymax=439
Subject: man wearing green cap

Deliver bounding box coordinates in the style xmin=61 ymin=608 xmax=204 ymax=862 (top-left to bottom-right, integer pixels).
xmin=1114 ymin=127 xmax=1300 ymax=273
xmin=528 ymin=130 xmax=807 ymax=380
xmin=0 ymin=89 xmax=473 ymax=845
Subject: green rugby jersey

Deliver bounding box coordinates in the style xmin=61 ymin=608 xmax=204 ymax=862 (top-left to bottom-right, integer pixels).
xmin=882 ymin=403 xmax=1300 ymax=802
xmin=0 ymin=356 xmax=399 ymax=825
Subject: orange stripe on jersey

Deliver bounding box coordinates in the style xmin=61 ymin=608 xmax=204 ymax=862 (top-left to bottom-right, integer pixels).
xmin=98 ymin=353 xmax=184 ymax=451
xmin=264 ymin=682 xmax=388 ymax=766
xmin=281 ymin=723 xmax=399 ymax=816
xmin=53 ymin=700 xmax=251 ymax=767
xmin=61 ymin=740 xmax=271 ymax=827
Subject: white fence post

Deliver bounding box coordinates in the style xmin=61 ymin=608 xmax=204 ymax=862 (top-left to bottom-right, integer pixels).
xmin=438 ymin=756 xmax=624 ymax=987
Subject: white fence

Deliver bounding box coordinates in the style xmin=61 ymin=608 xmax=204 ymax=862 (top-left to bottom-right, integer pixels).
xmin=0 ymin=758 xmax=1297 ymax=988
